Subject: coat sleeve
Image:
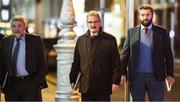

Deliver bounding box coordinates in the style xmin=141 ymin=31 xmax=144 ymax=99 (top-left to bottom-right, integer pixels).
xmin=111 ymin=37 xmax=121 ymax=84
xmin=120 ymin=29 xmax=131 ymax=77
xmin=69 ymin=38 xmax=81 ymax=84
xmin=36 ymin=36 xmax=48 ymax=89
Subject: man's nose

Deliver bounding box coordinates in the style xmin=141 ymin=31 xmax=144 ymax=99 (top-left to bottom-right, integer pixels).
xmin=91 ymin=23 xmax=95 ymax=26
xmin=143 ymin=15 xmax=148 ymax=19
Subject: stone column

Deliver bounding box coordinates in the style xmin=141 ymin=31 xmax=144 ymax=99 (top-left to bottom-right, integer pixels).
xmin=100 ymin=0 xmax=105 ymax=29
xmin=35 ymin=0 xmax=42 ymax=35
xmin=54 ymin=0 xmax=80 ymax=101
xmin=126 ymin=1 xmax=134 ymax=101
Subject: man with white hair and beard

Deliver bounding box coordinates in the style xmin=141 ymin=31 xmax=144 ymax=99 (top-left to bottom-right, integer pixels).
xmin=120 ymin=4 xmax=175 ymax=101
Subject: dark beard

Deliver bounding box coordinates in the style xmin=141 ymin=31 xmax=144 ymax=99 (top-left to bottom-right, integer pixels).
xmin=140 ymin=19 xmax=152 ymax=27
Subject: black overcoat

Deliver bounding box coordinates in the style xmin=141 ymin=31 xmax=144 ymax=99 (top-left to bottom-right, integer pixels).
xmin=70 ymin=29 xmax=121 ymax=94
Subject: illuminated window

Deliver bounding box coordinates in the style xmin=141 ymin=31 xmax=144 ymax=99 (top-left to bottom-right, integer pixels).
xmin=1 ymin=9 xmax=9 ymax=21
xmin=2 ymin=0 xmax=10 ymax=6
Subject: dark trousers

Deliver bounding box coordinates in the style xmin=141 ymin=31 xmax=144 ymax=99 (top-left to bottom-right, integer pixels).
xmin=4 ymin=76 xmax=42 ymax=101
xmin=130 ymin=73 xmax=164 ymax=101
xmin=81 ymin=92 xmax=110 ymax=102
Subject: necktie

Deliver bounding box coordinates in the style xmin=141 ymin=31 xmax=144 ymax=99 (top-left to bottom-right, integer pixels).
xmin=143 ymin=27 xmax=148 ymax=33
xmin=12 ymin=38 xmax=21 ymax=76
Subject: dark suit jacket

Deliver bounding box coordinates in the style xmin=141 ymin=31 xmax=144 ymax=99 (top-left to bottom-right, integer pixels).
xmin=0 ymin=33 xmax=4 ymax=41
xmin=121 ymin=24 xmax=174 ymax=81
xmin=69 ymin=29 xmax=121 ymax=94
xmin=0 ymin=33 xmax=48 ymax=89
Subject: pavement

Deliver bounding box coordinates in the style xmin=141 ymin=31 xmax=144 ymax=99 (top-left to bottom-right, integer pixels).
xmin=1 ymin=62 xmax=180 ymax=101
xmin=0 ymin=74 xmax=57 ymax=102
xmin=45 ymin=62 xmax=180 ymax=101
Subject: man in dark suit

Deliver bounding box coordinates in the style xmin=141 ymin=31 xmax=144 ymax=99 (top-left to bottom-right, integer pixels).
xmin=0 ymin=33 xmax=4 ymax=41
xmin=69 ymin=10 xmax=121 ymax=101
xmin=0 ymin=33 xmax=4 ymax=101
xmin=120 ymin=4 xmax=175 ymax=101
xmin=0 ymin=15 xmax=48 ymax=101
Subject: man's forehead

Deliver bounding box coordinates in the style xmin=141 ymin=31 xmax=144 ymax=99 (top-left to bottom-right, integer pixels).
xmin=139 ymin=9 xmax=153 ymax=15
xmin=140 ymin=9 xmax=152 ymax=12
xmin=140 ymin=9 xmax=151 ymax=11
xmin=11 ymin=20 xmax=24 ymax=24
xmin=11 ymin=21 xmax=26 ymax=27
xmin=88 ymin=16 xmax=99 ymax=20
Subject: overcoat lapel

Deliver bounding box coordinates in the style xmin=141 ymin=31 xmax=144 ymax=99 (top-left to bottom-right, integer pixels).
xmin=84 ymin=31 xmax=102 ymax=65
xmin=93 ymin=33 xmax=102 ymax=62
xmin=85 ymin=33 xmax=91 ymax=56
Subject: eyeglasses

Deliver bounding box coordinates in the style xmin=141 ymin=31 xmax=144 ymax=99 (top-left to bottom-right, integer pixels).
xmin=87 ymin=21 xmax=100 ymax=24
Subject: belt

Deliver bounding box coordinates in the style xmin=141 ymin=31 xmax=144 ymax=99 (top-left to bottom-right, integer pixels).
xmin=10 ymin=75 xmax=32 ymax=80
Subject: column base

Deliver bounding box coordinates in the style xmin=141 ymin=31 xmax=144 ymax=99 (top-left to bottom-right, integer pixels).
xmin=55 ymin=90 xmax=81 ymax=102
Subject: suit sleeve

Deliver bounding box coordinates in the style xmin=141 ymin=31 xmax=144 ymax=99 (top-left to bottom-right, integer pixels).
xmin=120 ymin=29 xmax=131 ymax=77
xmin=163 ymin=30 xmax=174 ymax=77
xmin=36 ymin=36 xmax=48 ymax=88
xmin=69 ymin=38 xmax=81 ymax=84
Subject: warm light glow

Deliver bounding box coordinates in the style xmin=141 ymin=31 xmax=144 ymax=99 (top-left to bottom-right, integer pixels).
xmin=114 ymin=4 xmax=120 ymax=13
xmin=0 ymin=22 xmax=10 ymax=27
xmin=5 ymin=29 xmax=12 ymax=35
xmin=27 ymin=27 xmax=34 ymax=33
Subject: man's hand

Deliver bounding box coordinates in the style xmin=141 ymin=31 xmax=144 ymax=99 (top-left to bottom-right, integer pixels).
xmin=166 ymin=76 xmax=175 ymax=86
xmin=119 ymin=75 xmax=126 ymax=86
xmin=112 ymin=84 xmax=119 ymax=92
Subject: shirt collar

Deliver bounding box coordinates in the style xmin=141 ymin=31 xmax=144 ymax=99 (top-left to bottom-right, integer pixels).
xmin=14 ymin=35 xmax=25 ymax=40
xmin=90 ymin=32 xmax=98 ymax=36
xmin=141 ymin=23 xmax=152 ymax=31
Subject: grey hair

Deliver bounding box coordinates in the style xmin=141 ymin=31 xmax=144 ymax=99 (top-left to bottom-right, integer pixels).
xmin=10 ymin=15 xmax=28 ymax=27
xmin=87 ymin=10 xmax=101 ymax=21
